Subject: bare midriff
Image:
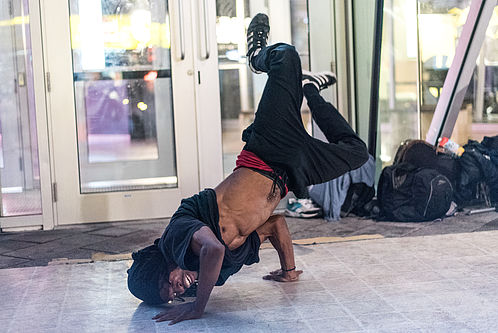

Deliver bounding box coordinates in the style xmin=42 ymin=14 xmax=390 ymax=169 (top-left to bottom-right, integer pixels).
xmin=214 ymin=167 xmax=281 ymax=250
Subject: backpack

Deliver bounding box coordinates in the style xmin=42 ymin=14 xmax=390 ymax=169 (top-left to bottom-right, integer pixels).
xmin=341 ymin=182 xmax=375 ymax=217
xmin=394 ymin=139 xmax=459 ymax=185
xmin=377 ymin=162 xmax=454 ymax=222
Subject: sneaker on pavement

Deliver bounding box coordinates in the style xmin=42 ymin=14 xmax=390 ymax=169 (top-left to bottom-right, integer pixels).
xmin=302 ymin=70 xmax=337 ymax=91
xmin=246 ymin=13 xmax=270 ymax=74
xmin=285 ymin=198 xmax=322 ymax=218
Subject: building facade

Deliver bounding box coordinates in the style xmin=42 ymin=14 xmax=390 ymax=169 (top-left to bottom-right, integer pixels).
xmin=0 ymin=0 xmax=496 ymax=230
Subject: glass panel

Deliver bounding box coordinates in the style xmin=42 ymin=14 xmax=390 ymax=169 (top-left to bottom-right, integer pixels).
xmin=0 ymin=0 xmax=42 ymax=216
xmin=419 ymin=1 xmax=498 ymax=145
xmin=216 ymin=0 xmax=310 ymax=178
xmin=377 ymin=0 xmax=419 ymax=167
xmin=69 ymin=0 xmax=177 ymax=193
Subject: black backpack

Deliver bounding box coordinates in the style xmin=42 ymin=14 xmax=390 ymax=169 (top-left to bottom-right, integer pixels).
xmin=377 ymin=162 xmax=454 ymax=222
xmin=341 ymin=183 xmax=375 ymax=217
xmin=394 ymin=139 xmax=459 ymax=186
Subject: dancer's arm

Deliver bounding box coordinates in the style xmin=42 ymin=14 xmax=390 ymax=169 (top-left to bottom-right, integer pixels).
xmin=256 ymin=215 xmax=303 ymax=281
xmin=153 ymin=227 xmax=225 ymax=325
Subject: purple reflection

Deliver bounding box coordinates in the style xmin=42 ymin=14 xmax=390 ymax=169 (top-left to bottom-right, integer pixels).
xmin=82 ymin=77 xmax=159 ymax=163
xmin=85 ymin=80 xmax=129 ymax=135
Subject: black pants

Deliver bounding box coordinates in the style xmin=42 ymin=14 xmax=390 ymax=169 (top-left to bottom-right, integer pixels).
xmin=242 ymin=43 xmax=368 ymax=197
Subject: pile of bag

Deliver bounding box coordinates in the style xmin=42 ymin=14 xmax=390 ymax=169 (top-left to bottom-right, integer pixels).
xmin=304 ymin=136 xmax=497 ymax=223
xmin=456 ymin=136 xmax=498 ymax=204
xmin=377 ymin=140 xmax=455 ymax=222
xmin=377 ymin=135 xmax=498 ymax=222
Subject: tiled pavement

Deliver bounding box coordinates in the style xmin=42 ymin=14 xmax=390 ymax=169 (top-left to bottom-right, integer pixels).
xmin=0 ymin=210 xmax=497 ymax=269
xmin=1 ymin=230 xmax=498 ymax=332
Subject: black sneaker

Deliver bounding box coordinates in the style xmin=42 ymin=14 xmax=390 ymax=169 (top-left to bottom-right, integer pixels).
xmin=246 ymin=13 xmax=270 ymax=74
xmin=302 ymin=70 xmax=337 ymax=91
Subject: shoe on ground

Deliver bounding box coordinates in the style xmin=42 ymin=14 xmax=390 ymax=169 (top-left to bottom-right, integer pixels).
xmin=302 ymin=70 xmax=337 ymax=91
xmin=285 ymin=198 xmax=322 ymax=218
xmin=246 ymin=13 xmax=270 ymax=74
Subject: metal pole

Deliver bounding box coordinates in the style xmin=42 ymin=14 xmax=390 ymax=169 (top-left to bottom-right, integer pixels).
xmin=368 ymin=0 xmax=384 ymax=157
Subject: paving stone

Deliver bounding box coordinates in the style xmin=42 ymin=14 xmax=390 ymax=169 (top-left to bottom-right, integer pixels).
xmin=3 ymin=234 xmax=109 ymax=260
xmin=0 ymin=240 xmax=36 ymax=254
xmin=6 ymin=229 xmax=73 ymax=244
xmin=476 ymin=217 xmax=498 ymax=231
xmin=87 ymin=227 xmax=138 ymax=237
xmin=351 ymin=223 xmax=420 ymax=237
xmin=354 ymin=312 xmax=410 ymax=331
xmin=342 ymin=298 xmax=396 ymax=316
xmin=258 ymin=320 xmax=311 ymax=332
xmin=294 ymin=303 xmax=349 ymax=320
xmin=81 ymin=229 xmax=159 ymax=254
xmin=10 ymin=259 xmax=50 ymax=268
xmin=0 ymin=255 xmax=31 ymax=269
xmin=305 ymin=317 xmax=363 ymax=332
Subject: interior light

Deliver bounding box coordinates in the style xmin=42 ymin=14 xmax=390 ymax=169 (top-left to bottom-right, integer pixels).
xmin=216 ymin=16 xmax=243 ymax=44
xmin=130 ymin=9 xmax=152 ymax=45
xmin=108 ymin=91 xmax=119 ymax=100
xmin=144 ymin=71 xmax=158 ymax=81
xmin=137 ymin=102 xmax=148 ymax=111
xmin=435 ymin=55 xmax=443 ymax=69
xmin=429 ymin=87 xmax=439 ymax=98
xmin=225 ymin=50 xmax=240 ymax=61
xmin=122 ymin=98 xmax=130 ymax=105
xmin=78 ymin=0 xmax=105 ymax=70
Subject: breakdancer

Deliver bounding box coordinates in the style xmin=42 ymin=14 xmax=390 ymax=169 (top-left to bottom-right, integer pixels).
xmin=127 ymin=13 xmax=368 ymax=325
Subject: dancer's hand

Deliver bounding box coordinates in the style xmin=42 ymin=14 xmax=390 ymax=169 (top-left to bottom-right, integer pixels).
xmin=263 ymin=268 xmax=303 ymax=282
xmin=153 ymin=302 xmax=203 ymax=325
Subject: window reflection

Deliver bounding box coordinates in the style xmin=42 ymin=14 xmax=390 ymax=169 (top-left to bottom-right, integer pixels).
xmin=0 ymin=0 xmax=42 ymax=216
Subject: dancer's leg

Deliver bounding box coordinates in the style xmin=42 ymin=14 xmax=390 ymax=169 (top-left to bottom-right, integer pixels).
xmin=303 ymin=84 xmax=357 ymax=144
xmin=301 ymin=84 xmax=369 ymax=183
xmin=243 ymin=43 xmax=309 ymax=161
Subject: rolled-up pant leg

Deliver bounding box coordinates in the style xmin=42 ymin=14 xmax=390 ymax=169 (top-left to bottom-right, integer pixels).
xmin=243 ymin=43 xmax=308 ymax=157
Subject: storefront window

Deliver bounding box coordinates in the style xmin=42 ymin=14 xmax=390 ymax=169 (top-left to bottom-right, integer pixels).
xmin=419 ymin=2 xmax=498 ymax=144
xmin=377 ymin=0 xmax=419 ymax=166
xmin=376 ymin=1 xmax=498 ymax=168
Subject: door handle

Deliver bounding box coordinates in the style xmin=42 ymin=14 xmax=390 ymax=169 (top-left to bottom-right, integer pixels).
xmin=178 ymin=0 xmax=186 ymax=60
xmin=200 ymin=0 xmax=210 ymax=60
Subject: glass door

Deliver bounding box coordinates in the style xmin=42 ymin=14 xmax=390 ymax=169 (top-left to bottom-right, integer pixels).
xmin=0 ymin=0 xmax=43 ymax=218
xmin=70 ymin=0 xmax=177 ymax=194
xmin=43 ymin=0 xmax=202 ymax=224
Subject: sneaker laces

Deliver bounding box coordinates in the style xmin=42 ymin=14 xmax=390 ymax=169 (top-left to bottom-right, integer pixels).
xmin=247 ymin=28 xmax=268 ymax=56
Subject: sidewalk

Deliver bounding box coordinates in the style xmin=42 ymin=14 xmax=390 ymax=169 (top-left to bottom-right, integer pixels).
xmin=0 ymin=211 xmax=497 ymax=269
xmin=1 ymin=229 xmax=498 ymax=332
